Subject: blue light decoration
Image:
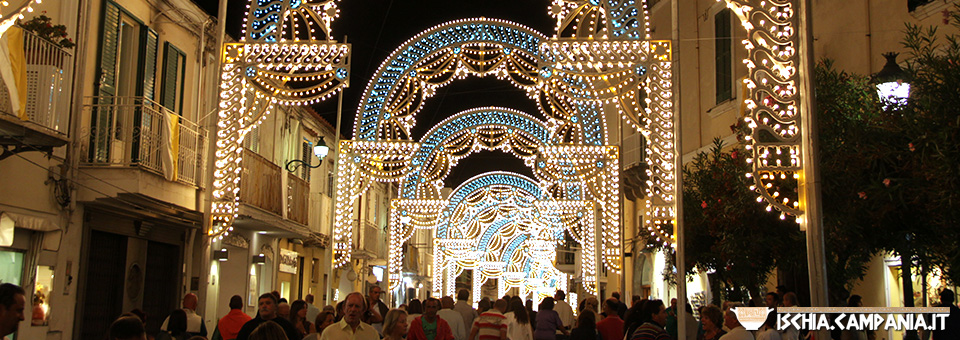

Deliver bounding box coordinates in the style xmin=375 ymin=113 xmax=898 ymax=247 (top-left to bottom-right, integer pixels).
xmin=353 ymin=19 xmax=611 ymax=143
xmin=400 ymin=107 xmax=551 ymax=199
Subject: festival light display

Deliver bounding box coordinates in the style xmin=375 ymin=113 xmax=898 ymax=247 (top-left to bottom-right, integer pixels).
xmin=209 ymin=0 xmax=351 ymax=240
xmin=212 ymin=0 xmax=814 ymax=298
xmin=721 ymin=0 xmax=804 ymax=219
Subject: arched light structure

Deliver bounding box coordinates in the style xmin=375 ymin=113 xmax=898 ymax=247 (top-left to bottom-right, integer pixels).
xmin=209 ymin=0 xmax=351 ymax=239
xmin=210 ymin=0 xmax=816 ymax=300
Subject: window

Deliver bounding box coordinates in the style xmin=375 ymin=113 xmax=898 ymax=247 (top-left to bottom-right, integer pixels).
xmin=92 ymin=2 xmax=158 ymax=163
xmin=97 ymin=2 xmax=157 ymax=99
xmin=327 ymin=171 xmax=335 ymax=197
xmin=161 ymin=42 xmax=187 ymax=114
xmin=243 ymin=124 xmax=261 ymax=153
xmin=715 ymin=8 xmax=733 ymax=103
xmin=300 ymin=139 xmax=312 ymax=181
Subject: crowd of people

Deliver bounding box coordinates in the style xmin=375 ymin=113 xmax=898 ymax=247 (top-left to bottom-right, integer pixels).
xmin=1 ymin=282 xmax=958 ymax=340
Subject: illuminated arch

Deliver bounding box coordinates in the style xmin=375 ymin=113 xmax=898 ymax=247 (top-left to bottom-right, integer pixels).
xmin=401 ymin=107 xmax=551 ymax=200
xmin=209 ymin=0 xmax=350 ymax=239
xmin=427 ymin=172 xmax=584 ymax=297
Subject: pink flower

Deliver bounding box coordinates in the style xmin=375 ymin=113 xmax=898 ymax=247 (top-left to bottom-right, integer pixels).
xmin=701 ymin=201 xmax=708 ymax=209
xmin=883 ymin=178 xmax=892 ymax=187
xmin=858 ymin=192 xmax=868 ymax=199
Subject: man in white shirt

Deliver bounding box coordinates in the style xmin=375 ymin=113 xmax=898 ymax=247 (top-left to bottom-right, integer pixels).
xmin=719 ymin=304 xmax=754 ymax=340
xmin=553 ymin=290 xmax=574 ymax=338
xmin=305 ymin=294 xmax=321 ymax=324
xmin=160 ymin=293 xmax=207 ymax=337
xmin=320 ymin=292 xmax=380 ymax=340
xmin=453 ymin=289 xmax=478 ymax=332
xmin=440 ymin=296 xmax=467 ymax=340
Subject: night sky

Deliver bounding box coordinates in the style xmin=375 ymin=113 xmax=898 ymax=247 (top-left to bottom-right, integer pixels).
xmin=194 ymin=0 xmax=557 ymax=185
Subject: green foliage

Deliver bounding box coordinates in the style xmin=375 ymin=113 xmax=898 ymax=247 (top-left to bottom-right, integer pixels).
xmin=677 ymin=138 xmax=803 ymax=304
xmin=814 ymin=60 xmax=888 ymax=305
xmin=19 ymin=13 xmax=75 ymax=49
xmin=893 ymin=8 xmax=960 ymax=284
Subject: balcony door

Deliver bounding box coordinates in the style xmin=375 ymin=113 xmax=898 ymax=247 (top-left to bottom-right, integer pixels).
xmin=91 ymin=1 xmax=158 ymax=163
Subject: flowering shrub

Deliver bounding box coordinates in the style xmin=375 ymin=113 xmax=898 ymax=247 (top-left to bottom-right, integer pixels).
xmin=19 ymin=13 xmax=75 ymax=49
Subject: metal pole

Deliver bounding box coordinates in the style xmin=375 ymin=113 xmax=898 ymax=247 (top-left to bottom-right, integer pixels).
xmin=325 ymin=36 xmax=347 ymax=304
xmin=618 ymin=96 xmax=627 ymax=301
xmin=671 ymin=0 xmax=687 ymax=339
xmin=798 ymin=1 xmax=829 ymax=339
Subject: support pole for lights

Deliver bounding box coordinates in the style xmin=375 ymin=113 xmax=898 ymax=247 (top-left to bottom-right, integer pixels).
xmin=798 ymin=3 xmax=830 ymax=340
xmin=326 ymin=36 xmax=346 ymax=305
xmin=672 ymin=1 xmax=687 ymax=339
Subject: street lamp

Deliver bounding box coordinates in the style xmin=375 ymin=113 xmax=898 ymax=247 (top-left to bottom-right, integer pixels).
xmin=873 ymin=52 xmax=910 ymax=110
xmin=285 ymin=137 xmax=330 ymax=172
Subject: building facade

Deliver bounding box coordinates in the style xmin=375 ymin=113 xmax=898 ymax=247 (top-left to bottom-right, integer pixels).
xmin=0 ymin=0 xmax=399 ymax=339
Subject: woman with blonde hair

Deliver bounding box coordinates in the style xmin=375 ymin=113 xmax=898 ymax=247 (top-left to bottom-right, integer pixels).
xmin=383 ymin=309 xmax=410 ymax=340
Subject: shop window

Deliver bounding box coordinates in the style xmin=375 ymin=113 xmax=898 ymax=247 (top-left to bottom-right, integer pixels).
xmin=0 ymin=250 xmax=23 ymax=285
xmin=31 ymin=265 xmax=54 ymax=326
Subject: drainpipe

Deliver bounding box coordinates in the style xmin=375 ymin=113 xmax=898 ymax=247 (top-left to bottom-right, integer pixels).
xmin=195 ymin=18 xmax=210 ymax=121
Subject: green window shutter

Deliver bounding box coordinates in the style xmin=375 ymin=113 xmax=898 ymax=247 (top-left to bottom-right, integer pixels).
xmin=715 ymin=9 xmax=733 ymax=103
xmin=161 ymin=42 xmax=185 ymax=112
xmin=301 ymin=140 xmax=312 ymax=181
xmin=97 ymin=2 xmax=120 ymax=97
xmin=139 ymin=28 xmax=158 ymax=100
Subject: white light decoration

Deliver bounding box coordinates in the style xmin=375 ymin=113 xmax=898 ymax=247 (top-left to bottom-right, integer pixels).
xmin=220 ymin=0 xmax=688 ymax=294
xmin=720 ymin=0 xmax=806 ymax=219
xmin=0 ymin=0 xmax=43 ymax=36
xmin=540 ymin=0 xmax=677 ymax=247
xmin=210 ymin=0 xmax=351 ymax=240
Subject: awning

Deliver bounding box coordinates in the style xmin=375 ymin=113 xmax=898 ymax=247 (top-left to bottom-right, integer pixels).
xmin=0 ymin=211 xmax=60 ymax=249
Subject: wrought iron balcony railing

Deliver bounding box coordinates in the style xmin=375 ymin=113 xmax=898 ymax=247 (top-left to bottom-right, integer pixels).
xmin=80 ymin=96 xmax=207 ymax=187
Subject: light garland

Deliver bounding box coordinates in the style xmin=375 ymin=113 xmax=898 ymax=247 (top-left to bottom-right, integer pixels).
xmin=721 ymin=0 xmax=804 ymax=218
xmin=0 ymin=0 xmax=43 ymax=36
xmin=210 ymin=0 xmax=350 ymax=240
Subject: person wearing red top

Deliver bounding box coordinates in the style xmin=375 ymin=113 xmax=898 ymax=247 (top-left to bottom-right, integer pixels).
xmin=409 ymin=298 xmax=455 ymax=340
xmin=596 ymin=299 xmax=624 ymax=340
xmin=218 ymin=295 xmax=253 ymax=340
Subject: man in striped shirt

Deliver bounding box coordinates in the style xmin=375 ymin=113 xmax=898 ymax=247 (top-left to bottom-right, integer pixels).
xmin=630 ymin=299 xmax=670 ymax=340
xmin=469 ymin=299 xmax=508 ymax=340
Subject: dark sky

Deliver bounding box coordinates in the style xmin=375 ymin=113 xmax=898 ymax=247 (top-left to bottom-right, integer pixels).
xmin=197 ymin=0 xmax=556 ymax=185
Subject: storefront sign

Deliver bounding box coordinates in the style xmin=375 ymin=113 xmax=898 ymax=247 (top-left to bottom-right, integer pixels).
xmin=279 ymin=249 xmax=299 ymax=274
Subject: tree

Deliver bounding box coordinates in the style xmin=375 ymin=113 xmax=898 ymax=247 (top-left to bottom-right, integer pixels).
xmin=675 ymin=138 xmax=803 ymax=305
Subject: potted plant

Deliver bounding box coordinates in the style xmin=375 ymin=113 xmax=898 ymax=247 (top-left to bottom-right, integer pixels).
xmin=19 ymin=12 xmax=75 ymax=50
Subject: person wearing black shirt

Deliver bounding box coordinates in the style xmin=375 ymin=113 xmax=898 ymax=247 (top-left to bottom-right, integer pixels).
xmin=235 ymin=293 xmax=302 ymax=340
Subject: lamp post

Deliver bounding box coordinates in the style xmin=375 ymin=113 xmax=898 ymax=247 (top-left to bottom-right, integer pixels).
xmin=285 ymin=137 xmax=330 ymax=172
xmin=874 ymin=53 xmax=918 ymax=340
xmin=873 ymin=52 xmax=910 ymax=110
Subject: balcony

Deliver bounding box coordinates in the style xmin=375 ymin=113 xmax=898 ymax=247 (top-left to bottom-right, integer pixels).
xmin=287 ymin=173 xmax=309 ymax=225
xmin=80 ymin=96 xmax=207 ymax=187
xmin=0 ymin=27 xmax=73 ymax=160
xmin=239 ymin=148 xmax=283 ymax=215
xmin=353 ymin=220 xmax=382 ymax=258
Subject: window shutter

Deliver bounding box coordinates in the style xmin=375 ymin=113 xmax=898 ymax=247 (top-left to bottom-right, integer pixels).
xmin=97 ymin=2 xmax=121 ymax=97
xmin=301 ymin=140 xmax=312 ymax=181
xmin=91 ymin=2 xmax=121 ymax=162
xmin=139 ymin=28 xmax=158 ymax=100
xmin=715 ymin=9 xmax=733 ymax=103
xmin=161 ymin=42 xmax=184 ymax=112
